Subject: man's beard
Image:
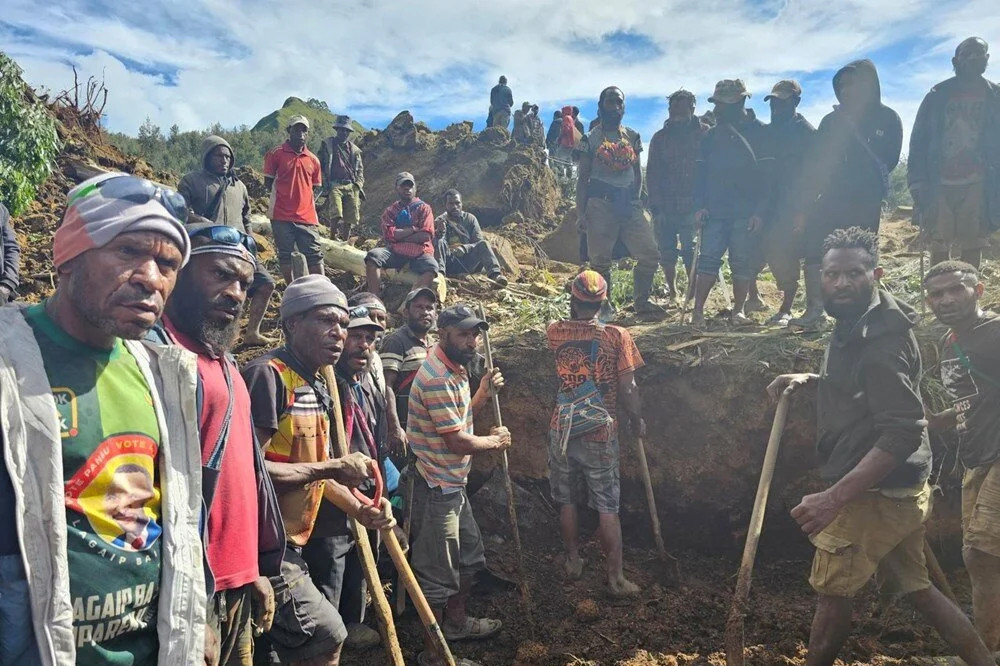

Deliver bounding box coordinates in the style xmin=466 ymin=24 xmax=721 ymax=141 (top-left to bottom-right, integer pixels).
xmin=823 ymin=284 xmax=875 ymax=322
xmin=67 ymin=271 xmax=160 ymax=340
xmin=442 ymin=340 xmax=476 ymax=366
xmin=602 ymin=110 xmax=624 ymax=126
xmin=170 ymin=283 xmax=243 ymax=353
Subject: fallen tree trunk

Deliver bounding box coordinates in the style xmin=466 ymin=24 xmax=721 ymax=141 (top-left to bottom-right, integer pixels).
xmin=248 ymin=215 xmax=446 ymax=301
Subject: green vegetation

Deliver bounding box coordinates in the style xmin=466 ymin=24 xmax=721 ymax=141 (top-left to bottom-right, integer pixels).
xmin=106 ymin=96 xmax=364 ymax=177
xmin=0 ymin=53 xmax=60 ymax=215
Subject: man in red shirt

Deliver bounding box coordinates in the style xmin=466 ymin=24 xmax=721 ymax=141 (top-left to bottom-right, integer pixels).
xmin=364 ymin=172 xmax=439 ymax=299
xmin=264 ymin=115 xmax=324 ymax=285
xmin=153 ymin=223 xmax=286 ymax=665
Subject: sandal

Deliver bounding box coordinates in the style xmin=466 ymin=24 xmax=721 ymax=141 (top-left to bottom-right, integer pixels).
xmin=442 ymin=616 xmax=503 ymax=642
xmin=417 ymin=651 xmax=482 ymax=666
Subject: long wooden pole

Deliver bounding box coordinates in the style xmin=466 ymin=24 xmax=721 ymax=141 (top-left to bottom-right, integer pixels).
xmin=476 ymin=305 xmax=531 ymax=606
xmin=321 ymin=368 xmax=405 ymax=666
xmin=635 ymin=436 xmax=666 ymax=558
xmin=724 ymin=389 xmax=793 ymax=666
xmin=681 ymin=229 xmax=702 ymax=324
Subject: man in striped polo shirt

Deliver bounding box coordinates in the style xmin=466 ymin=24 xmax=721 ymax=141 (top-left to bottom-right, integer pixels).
xmin=406 ymin=304 xmax=509 ymax=666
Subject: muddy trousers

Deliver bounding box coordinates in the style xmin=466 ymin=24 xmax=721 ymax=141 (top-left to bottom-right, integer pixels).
xmin=436 ymin=239 xmax=502 ymax=277
xmin=584 ymin=197 xmax=660 ymax=302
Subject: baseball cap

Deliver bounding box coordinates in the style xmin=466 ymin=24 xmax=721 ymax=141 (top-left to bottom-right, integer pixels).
xmin=287 ymin=115 xmax=310 ymax=130
xmin=347 ymin=305 xmax=385 ymax=331
xmin=571 ymin=270 xmax=608 ymax=303
xmin=403 ymin=286 xmax=438 ymax=307
xmin=396 ymin=172 xmax=416 ymax=186
xmin=332 ymin=115 xmax=354 ymax=131
xmin=708 ymin=79 xmax=750 ymax=104
xmin=438 ymin=304 xmax=489 ymax=331
xmin=764 ymin=80 xmax=802 ymax=101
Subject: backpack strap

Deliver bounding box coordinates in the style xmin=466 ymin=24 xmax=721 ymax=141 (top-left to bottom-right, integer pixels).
xmin=950 ymin=335 xmax=1000 ymax=390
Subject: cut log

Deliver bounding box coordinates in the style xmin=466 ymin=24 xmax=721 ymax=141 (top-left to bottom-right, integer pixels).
xmin=249 ymin=215 xmax=446 ymax=301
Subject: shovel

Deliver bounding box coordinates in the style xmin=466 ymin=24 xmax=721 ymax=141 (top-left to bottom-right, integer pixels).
xmin=725 ymin=386 xmax=793 ymax=666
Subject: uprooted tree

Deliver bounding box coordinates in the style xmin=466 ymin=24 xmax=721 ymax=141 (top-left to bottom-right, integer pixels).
xmin=0 ymin=52 xmax=61 ymax=216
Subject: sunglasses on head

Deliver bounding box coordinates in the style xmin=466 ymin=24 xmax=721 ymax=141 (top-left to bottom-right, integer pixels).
xmin=71 ymin=175 xmax=189 ymax=223
xmin=349 ymin=305 xmax=370 ymax=319
xmin=190 ymin=225 xmax=258 ymax=256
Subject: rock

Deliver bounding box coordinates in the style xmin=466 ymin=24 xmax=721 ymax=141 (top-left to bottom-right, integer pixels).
xmin=540 ymin=208 xmax=581 ymax=264
xmin=514 ymin=641 xmax=548 ymax=663
xmin=575 ymin=598 xmax=600 ymax=622
xmin=483 ymin=231 xmax=521 ymax=278
xmin=385 ymin=111 xmax=418 ymax=150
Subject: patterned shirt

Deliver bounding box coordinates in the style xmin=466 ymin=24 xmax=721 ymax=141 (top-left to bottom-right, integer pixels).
xmin=546 ymin=320 xmax=644 ymax=433
xmin=242 ymin=350 xmax=330 ymax=545
xmin=407 ymin=344 xmax=473 ymax=488
xmin=380 ymin=199 xmax=435 ymax=258
xmin=380 ymin=325 xmax=432 ymax=427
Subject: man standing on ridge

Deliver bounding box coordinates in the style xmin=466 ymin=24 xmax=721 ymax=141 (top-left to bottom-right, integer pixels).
xmin=577 ymin=86 xmax=664 ymax=315
xmin=264 ymin=115 xmax=324 ymax=285
xmin=179 ymin=135 xmax=275 ymax=345
xmin=768 ymin=227 xmax=995 ymax=666
xmin=488 ymin=76 xmax=513 ymax=130
xmin=924 ymin=260 xmax=1000 ymax=653
xmin=756 ymin=80 xmax=816 ymax=326
xmin=791 ymin=59 xmax=902 ymax=330
xmin=318 ymin=115 xmax=365 ymax=242
xmin=909 ymin=38 xmax=1000 ymax=269
xmin=690 ymin=79 xmax=773 ymax=326
xmin=647 ymin=89 xmax=710 ymax=304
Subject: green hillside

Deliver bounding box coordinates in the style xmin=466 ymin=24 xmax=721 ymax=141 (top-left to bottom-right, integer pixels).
xmin=251 ymin=96 xmax=365 ymax=136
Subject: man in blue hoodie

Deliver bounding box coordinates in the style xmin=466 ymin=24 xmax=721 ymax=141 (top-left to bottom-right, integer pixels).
xmin=791 ymin=61 xmax=902 ymax=330
xmin=768 ymin=227 xmax=994 ymax=666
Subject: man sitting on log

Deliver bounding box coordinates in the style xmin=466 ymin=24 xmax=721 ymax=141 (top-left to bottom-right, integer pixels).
xmin=364 ymin=172 xmax=438 ymax=299
xmin=434 ymin=189 xmax=507 ymax=288
xmin=768 ymin=227 xmax=995 ymax=666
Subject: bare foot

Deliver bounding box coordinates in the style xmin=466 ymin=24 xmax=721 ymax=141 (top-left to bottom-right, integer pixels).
xmin=243 ymin=331 xmax=276 ymax=347
xmin=564 ymin=555 xmax=584 ymax=580
xmin=608 ymin=576 xmax=640 ymax=598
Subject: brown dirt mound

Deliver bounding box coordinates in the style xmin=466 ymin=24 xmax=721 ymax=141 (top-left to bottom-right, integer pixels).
xmin=356 ymin=111 xmax=559 ymax=233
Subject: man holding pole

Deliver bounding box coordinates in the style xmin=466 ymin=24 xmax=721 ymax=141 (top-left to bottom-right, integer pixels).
xmin=546 ymin=270 xmax=644 ymax=597
xmin=407 ymin=304 xmax=508 ymax=666
xmin=923 ymin=260 xmax=1000 ymax=653
xmin=767 ymin=228 xmax=994 ymax=666
xmin=242 ymin=275 xmax=392 ymax=666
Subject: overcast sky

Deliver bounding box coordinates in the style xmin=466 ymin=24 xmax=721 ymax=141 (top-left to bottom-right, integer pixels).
xmin=3 ymin=0 xmax=999 ymax=159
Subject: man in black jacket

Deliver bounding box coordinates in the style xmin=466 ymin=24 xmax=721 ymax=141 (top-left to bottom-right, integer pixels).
xmin=909 ymin=37 xmax=1000 ymax=268
xmin=791 ymin=60 xmax=902 ymax=330
xmin=757 ymin=80 xmax=816 ymax=325
xmin=691 ymin=79 xmax=773 ymax=325
xmin=768 ymin=227 xmax=994 ymax=666
xmin=488 ymin=76 xmax=513 ymax=130
xmin=0 ymin=203 xmax=19 ymax=303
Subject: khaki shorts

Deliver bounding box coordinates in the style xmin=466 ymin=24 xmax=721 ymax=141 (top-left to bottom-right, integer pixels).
xmin=809 ymin=485 xmax=932 ymax=598
xmin=928 ymin=181 xmax=990 ymax=253
xmin=962 ymin=459 xmax=1000 ymax=558
xmin=323 ymin=182 xmax=361 ymax=227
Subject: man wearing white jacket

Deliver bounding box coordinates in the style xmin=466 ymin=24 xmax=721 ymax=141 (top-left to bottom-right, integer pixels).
xmin=0 ymin=173 xmax=206 ymax=666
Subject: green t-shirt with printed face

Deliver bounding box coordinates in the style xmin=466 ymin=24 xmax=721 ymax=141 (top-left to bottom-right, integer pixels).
xmin=25 ymin=304 xmax=162 ymax=666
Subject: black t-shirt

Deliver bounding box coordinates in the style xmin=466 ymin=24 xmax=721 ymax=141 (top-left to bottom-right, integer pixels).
xmin=940 ymin=311 xmax=1000 ymax=468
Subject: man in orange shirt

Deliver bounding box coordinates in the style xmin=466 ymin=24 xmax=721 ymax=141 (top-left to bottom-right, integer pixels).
xmin=264 ymin=115 xmax=324 ymax=284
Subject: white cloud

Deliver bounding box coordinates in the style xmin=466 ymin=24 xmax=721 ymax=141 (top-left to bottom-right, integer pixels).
xmin=3 ymin=0 xmax=999 ymax=162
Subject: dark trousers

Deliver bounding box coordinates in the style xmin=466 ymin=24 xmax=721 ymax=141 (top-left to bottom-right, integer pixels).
xmin=301 ymin=534 xmax=368 ymax=626
xmin=436 ymin=239 xmax=502 ymax=277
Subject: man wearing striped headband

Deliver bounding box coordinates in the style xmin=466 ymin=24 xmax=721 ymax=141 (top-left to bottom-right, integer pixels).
xmin=0 ymin=172 xmax=206 ymax=664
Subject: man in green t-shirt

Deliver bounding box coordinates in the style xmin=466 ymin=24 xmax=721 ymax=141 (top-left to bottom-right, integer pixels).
xmin=0 ymin=173 xmax=208 ymax=666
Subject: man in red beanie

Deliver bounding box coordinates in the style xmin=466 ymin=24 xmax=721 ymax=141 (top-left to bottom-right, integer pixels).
xmin=545 ymin=270 xmax=646 ymax=597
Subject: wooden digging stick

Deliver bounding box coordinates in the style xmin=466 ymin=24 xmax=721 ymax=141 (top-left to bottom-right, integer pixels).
xmin=321 ymin=367 xmax=405 ymax=666
xmin=393 ymin=470 xmax=416 ymax=618
xmin=323 ymin=367 xmax=457 ymax=666
xmin=476 ymin=304 xmax=532 ymax=607
xmin=635 ymin=436 xmax=677 ymax=571
xmin=681 ymin=228 xmax=702 ymax=324
xmin=724 ymin=387 xmax=793 ymax=666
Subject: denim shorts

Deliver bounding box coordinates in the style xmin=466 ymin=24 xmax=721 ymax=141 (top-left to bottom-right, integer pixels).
xmin=548 ymin=431 xmax=621 ymax=514
xmin=696 ymin=217 xmax=758 ymax=281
